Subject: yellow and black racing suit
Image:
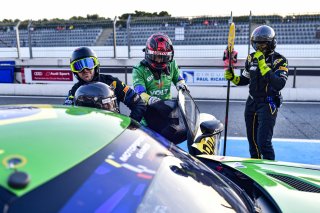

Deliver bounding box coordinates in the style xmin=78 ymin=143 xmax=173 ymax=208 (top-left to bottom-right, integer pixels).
xmin=64 ymin=74 xmax=146 ymax=122
xmin=237 ymin=51 xmax=288 ymax=160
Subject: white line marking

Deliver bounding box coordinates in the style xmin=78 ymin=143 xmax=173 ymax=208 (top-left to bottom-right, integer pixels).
xmin=222 ymin=136 xmax=320 ymax=143
xmin=195 ymin=99 xmax=320 ymax=104
xmin=0 ymin=95 xmax=64 ymax=99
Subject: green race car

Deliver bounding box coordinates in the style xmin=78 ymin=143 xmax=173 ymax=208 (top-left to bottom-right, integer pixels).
xmin=0 ymin=103 xmax=319 ymax=212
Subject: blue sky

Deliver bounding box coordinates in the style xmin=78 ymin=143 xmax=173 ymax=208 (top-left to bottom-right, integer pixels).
xmin=1 ymin=0 xmax=319 ymax=20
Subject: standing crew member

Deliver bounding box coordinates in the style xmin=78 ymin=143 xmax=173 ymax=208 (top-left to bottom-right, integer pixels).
xmin=224 ymin=25 xmax=288 ymax=160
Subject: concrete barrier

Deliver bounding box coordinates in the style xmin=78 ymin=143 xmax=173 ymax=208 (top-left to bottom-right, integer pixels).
xmin=0 ymin=84 xmax=71 ymax=96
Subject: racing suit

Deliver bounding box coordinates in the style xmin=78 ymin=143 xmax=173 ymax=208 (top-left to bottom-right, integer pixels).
xmin=64 ymin=74 xmax=146 ymax=122
xmin=236 ymin=51 xmax=288 ymax=160
xmin=132 ymin=59 xmax=185 ymax=103
xmin=132 ymin=59 xmax=186 ymax=130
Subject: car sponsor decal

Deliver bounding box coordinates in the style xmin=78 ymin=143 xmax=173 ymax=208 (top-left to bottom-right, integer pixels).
xmin=60 ymin=131 xmax=165 ymax=212
xmin=2 ymin=155 xmax=27 ymax=169
xmin=192 ymin=136 xmax=215 ymax=155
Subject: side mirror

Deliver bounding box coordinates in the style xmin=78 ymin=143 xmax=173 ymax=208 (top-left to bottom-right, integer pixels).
xmin=200 ymin=119 xmax=224 ymax=135
xmin=191 ymin=119 xmax=224 ymax=155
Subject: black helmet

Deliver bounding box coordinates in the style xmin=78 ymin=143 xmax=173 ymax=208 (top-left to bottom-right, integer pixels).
xmin=144 ymin=33 xmax=174 ymax=74
xmin=251 ymin=25 xmax=277 ymax=54
xmin=74 ymin=82 xmax=119 ymax=113
xmin=70 ymin=47 xmax=100 ymax=81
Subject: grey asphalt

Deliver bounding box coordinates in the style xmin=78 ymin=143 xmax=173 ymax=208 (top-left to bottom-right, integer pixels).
xmin=1 ymin=96 xmax=320 ymax=140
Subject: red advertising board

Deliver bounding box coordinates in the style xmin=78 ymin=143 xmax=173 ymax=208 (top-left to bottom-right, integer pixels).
xmin=31 ymin=70 xmax=73 ymax=81
xmin=23 ymin=68 xmax=78 ymax=84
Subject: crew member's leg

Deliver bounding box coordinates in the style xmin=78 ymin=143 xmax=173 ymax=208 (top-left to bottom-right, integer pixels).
xmin=256 ymin=103 xmax=277 ymax=160
xmin=245 ymin=98 xmax=260 ymax=159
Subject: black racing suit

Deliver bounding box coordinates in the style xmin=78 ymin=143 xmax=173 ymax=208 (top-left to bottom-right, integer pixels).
xmin=64 ymin=74 xmax=146 ymax=122
xmin=237 ymin=51 xmax=288 ymax=160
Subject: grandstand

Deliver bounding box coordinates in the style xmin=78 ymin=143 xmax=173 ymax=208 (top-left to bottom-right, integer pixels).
xmin=1 ymin=13 xmax=320 ymax=48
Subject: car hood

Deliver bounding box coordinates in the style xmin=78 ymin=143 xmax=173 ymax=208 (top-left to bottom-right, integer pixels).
xmin=198 ymin=155 xmax=320 ymax=212
xmin=0 ymin=105 xmax=131 ymax=196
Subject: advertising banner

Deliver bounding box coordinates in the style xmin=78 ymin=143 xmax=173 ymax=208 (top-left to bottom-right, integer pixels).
xmin=181 ymin=68 xmax=241 ymax=86
xmin=24 ymin=68 xmax=77 ymax=84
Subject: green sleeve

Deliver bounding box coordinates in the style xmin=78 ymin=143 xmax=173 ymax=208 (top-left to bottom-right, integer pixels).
xmin=132 ymin=65 xmax=146 ymax=88
xmin=171 ymin=60 xmax=181 ymax=85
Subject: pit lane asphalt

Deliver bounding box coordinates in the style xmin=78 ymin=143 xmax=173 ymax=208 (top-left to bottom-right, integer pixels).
xmin=1 ymin=96 xmax=320 ymax=140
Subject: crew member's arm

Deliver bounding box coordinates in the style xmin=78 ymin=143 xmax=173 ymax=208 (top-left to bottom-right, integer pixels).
xmin=132 ymin=66 xmax=161 ymax=105
xmin=110 ymin=77 xmax=146 ymax=122
xmin=253 ymin=51 xmax=288 ymax=91
xmin=224 ymin=55 xmax=250 ymax=86
xmin=64 ymin=83 xmax=80 ymax=105
xmin=269 ymin=58 xmax=289 ymax=91
xmin=172 ymin=60 xmax=189 ymax=92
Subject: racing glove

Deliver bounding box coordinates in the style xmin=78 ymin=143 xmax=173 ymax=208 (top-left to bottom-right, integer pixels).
xmin=176 ymin=80 xmax=189 ymax=92
xmin=224 ymin=68 xmax=240 ymax=85
xmin=64 ymin=95 xmax=74 ymax=105
xmin=148 ymin=96 xmax=161 ymax=105
xmin=253 ymin=50 xmax=271 ymax=76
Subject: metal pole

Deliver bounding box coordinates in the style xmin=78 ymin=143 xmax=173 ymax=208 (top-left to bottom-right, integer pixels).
xmin=124 ymin=66 xmax=128 ymax=84
xmin=113 ymin=16 xmax=117 ymax=58
xmin=27 ymin=20 xmax=33 ymax=59
xmin=293 ymin=67 xmax=297 ymax=88
xmin=15 ymin=21 xmax=21 ymax=59
xmin=248 ymin=11 xmax=252 ymax=55
xmin=127 ymin=15 xmax=131 ymax=58
xmin=223 ymin=12 xmax=234 ymax=156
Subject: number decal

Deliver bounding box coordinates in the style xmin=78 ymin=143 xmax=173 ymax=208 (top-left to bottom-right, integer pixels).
xmin=193 ymin=136 xmax=216 ymax=155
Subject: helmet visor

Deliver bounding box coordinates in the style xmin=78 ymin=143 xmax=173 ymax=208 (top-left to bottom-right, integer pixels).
xmin=70 ymin=57 xmax=99 ymax=73
xmin=252 ymin=41 xmax=268 ymax=52
xmin=101 ymin=96 xmax=119 ymax=112
xmin=76 ymin=95 xmax=119 ymax=112
xmin=146 ymin=50 xmax=173 ymax=63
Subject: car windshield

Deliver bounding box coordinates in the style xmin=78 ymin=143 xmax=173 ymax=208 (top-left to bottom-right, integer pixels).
xmin=177 ymin=90 xmax=200 ymax=140
xmin=138 ymin=156 xmax=244 ymax=212
xmin=2 ymin=121 xmax=249 ymax=212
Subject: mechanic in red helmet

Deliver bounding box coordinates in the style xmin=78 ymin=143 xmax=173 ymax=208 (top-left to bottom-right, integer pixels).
xmin=132 ymin=33 xmax=188 ymax=106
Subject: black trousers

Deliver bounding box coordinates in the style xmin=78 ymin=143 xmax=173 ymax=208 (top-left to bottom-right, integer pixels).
xmin=244 ymin=97 xmax=277 ymax=160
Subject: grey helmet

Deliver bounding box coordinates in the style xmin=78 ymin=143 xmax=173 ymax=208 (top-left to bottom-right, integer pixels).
xmin=74 ymin=82 xmax=119 ymax=112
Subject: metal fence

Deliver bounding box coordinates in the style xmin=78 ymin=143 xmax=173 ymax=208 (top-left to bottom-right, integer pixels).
xmin=1 ymin=12 xmax=320 ymax=58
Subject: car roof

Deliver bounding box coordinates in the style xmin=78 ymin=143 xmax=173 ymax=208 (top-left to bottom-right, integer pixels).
xmin=0 ymin=105 xmax=130 ymax=196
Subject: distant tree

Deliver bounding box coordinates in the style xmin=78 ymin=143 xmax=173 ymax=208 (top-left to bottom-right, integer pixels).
xmin=118 ymin=10 xmax=171 ymax=20
xmin=2 ymin=19 xmax=14 ymax=23
xmin=87 ymin=14 xmax=100 ymax=20
xmin=159 ymin=11 xmax=170 ymax=17
xmin=70 ymin=16 xmax=86 ymax=20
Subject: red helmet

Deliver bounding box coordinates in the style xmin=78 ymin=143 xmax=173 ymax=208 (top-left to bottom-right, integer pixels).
xmin=144 ymin=33 xmax=174 ymax=73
